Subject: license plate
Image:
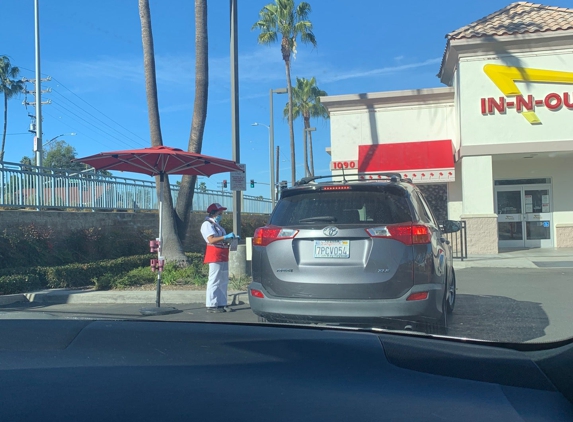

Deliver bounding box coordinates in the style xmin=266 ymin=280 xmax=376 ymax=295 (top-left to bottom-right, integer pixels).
xmin=314 ymin=240 xmax=350 ymax=258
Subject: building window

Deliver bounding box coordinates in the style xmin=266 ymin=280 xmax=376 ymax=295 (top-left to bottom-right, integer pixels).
xmin=495 ymin=178 xmax=551 ymax=186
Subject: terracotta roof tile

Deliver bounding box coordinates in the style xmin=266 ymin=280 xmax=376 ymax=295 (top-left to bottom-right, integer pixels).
xmin=447 ymin=2 xmax=573 ymax=40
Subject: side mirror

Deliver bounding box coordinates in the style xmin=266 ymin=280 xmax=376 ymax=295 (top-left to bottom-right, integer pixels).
xmin=441 ymin=220 xmax=461 ymax=234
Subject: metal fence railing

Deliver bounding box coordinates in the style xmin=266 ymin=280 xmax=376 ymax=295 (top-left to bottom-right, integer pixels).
xmin=0 ymin=161 xmax=272 ymax=214
xmin=442 ymin=220 xmax=468 ymax=261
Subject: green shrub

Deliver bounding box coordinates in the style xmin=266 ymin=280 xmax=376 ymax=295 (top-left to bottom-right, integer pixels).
xmin=0 ymin=274 xmax=43 ymax=295
xmin=111 ymin=255 xmax=208 ymax=289
xmin=160 ymin=261 xmax=208 ymax=287
xmin=0 ymin=253 xmax=210 ymax=294
xmin=112 ymin=266 xmax=157 ymax=289
xmin=92 ymin=273 xmax=114 ymax=291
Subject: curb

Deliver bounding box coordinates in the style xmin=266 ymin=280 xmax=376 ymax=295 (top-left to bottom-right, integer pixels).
xmin=19 ymin=289 xmax=249 ymax=305
xmin=454 ymin=261 xmax=538 ymax=270
xmin=0 ymin=294 xmax=28 ymax=306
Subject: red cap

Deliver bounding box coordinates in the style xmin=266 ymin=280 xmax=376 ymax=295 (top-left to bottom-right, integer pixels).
xmin=207 ymin=203 xmax=227 ymax=214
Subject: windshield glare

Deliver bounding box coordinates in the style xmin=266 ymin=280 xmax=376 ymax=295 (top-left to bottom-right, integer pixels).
xmin=1 ymin=0 xmax=573 ymax=347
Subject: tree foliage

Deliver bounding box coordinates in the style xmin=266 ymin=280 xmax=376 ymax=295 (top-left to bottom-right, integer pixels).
xmin=253 ymin=0 xmax=317 ymax=184
xmin=43 ymin=140 xmax=86 ymax=171
xmin=283 ymin=76 xmax=327 ymax=176
xmin=0 ymin=56 xmax=25 ymax=162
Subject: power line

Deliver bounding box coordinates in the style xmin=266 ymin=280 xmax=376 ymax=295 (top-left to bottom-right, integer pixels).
xmin=51 ymin=88 xmax=147 ymax=148
xmin=19 ymin=67 xmax=149 ymax=148
xmin=42 ymin=109 xmax=119 ymax=150
xmin=50 ymin=76 xmax=149 ymax=144
xmin=51 ymin=100 xmax=139 ymax=149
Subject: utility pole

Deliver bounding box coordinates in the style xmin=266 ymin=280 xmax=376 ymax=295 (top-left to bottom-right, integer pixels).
xmin=230 ymin=0 xmax=241 ymax=237
xmin=22 ymin=78 xmax=51 ymax=161
xmin=34 ymin=0 xmax=43 ymax=167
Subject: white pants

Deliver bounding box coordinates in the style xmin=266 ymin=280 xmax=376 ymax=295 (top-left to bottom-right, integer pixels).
xmin=206 ymin=261 xmax=229 ymax=307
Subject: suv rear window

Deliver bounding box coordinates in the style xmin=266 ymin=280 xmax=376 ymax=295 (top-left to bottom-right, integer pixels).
xmin=271 ymin=189 xmax=413 ymax=226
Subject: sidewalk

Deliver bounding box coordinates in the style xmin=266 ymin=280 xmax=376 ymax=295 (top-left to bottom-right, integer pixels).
xmin=454 ymin=247 xmax=573 ymax=270
xmin=2 ymin=248 xmax=572 ymax=306
xmin=0 ymin=289 xmax=248 ymax=307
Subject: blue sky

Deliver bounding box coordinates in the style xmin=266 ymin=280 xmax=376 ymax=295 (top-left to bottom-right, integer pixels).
xmin=1 ymin=0 xmax=570 ymax=198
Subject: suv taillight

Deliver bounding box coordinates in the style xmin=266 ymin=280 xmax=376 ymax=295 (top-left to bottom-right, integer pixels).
xmin=253 ymin=226 xmax=299 ymax=246
xmin=366 ymin=223 xmax=431 ymax=245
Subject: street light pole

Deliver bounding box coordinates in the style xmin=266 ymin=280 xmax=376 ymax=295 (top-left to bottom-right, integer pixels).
xmin=44 ymin=132 xmax=76 ymax=148
xmin=270 ymin=88 xmax=287 ymax=204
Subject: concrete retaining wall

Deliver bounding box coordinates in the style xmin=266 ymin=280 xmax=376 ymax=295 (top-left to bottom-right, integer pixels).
xmin=0 ymin=210 xmax=269 ymax=253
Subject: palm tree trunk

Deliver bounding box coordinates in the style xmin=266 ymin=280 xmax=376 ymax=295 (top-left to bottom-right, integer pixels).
xmin=139 ymin=0 xmax=187 ymax=263
xmin=284 ymin=60 xmax=296 ymax=185
xmin=1 ymin=93 xmax=7 ymax=162
xmin=176 ymin=0 xmax=208 ymax=241
xmin=139 ymin=0 xmax=162 ymax=148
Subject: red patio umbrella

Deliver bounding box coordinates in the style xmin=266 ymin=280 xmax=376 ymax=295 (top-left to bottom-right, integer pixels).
xmin=76 ymin=145 xmax=242 ymax=177
xmin=75 ymin=145 xmax=243 ymax=311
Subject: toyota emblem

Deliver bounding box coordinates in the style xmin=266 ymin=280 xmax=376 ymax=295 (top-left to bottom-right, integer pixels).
xmin=323 ymin=226 xmax=339 ymax=237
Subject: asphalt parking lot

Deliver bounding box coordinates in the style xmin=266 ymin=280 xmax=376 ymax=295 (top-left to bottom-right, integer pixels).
xmin=1 ymin=266 xmax=572 ymax=344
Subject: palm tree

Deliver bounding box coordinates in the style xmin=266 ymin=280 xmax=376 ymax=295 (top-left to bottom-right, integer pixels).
xmin=252 ymin=0 xmax=317 ymax=185
xmin=0 ymin=56 xmax=24 ymax=162
xmin=175 ymin=0 xmax=208 ymax=241
xmin=138 ymin=0 xmax=187 ymax=263
xmin=284 ymin=76 xmax=327 ymax=177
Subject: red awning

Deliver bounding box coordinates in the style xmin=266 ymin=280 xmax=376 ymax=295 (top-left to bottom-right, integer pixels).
xmin=358 ymin=140 xmax=455 ymax=182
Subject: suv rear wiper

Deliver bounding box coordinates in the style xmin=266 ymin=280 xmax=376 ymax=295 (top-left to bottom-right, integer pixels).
xmin=299 ymin=216 xmax=338 ymax=223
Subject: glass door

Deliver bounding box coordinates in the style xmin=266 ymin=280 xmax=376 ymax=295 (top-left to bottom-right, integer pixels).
xmin=496 ymin=187 xmax=524 ymax=248
xmin=523 ymin=187 xmax=552 ymax=248
xmin=495 ymin=184 xmax=553 ymax=248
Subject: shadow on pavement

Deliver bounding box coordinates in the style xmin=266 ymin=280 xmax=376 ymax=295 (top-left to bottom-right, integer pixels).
xmin=0 ymin=301 xmax=256 ymax=323
xmin=449 ymin=294 xmax=549 ymax=343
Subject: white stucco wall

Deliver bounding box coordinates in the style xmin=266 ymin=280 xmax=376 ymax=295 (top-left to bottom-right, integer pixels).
xmin=461 ymin=155 xmax=495 ymax=215
xmin=447 ymin=161 xmax=463 ymax=220
xmin=329 ymin=103 xmax=455 ymax=166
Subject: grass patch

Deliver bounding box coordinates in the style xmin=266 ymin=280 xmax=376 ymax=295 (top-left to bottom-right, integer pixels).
xmin=229 ymin=275 xmax=252 ymax=291
xmin=93 ymin=255 xmax=210 ymax=290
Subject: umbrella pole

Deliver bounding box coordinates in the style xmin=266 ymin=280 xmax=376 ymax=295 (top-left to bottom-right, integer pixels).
xmin=140 ymin=172 xmax=177 ymax=317
xmin=156 ymin=173 xmax=164 ymax=308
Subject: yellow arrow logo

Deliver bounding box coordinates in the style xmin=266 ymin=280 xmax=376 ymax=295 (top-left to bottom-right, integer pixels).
xmin=483 ymin=64 xmax=573 ymax=124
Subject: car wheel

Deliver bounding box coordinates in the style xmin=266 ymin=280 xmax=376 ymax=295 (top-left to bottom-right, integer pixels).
xmin=258 ymin=316 xmax=288 ymax=324
xmin=446 ymin=268 xmax=456 ymax=314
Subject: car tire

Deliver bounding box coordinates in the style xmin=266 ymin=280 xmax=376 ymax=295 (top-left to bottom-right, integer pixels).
xmin=446 ymin=268 xmax=456 ymax=314
xmin=258 ymin=316 xmax=287 ymax=323
xmin=423 ymin=293 xmax=448 ymax=336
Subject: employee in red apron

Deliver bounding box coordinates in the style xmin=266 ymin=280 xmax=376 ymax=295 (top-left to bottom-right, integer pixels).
xmin=201 ymin=203 xmax=236 ymax=313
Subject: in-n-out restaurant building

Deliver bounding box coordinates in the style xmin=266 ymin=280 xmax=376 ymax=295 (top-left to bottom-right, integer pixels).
xmin=321 ymin=2 xmax=573 ymax=255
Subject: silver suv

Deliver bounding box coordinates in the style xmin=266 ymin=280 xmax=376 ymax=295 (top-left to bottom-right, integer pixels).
xmin=249 ymin=173 xmax=461 ymax=333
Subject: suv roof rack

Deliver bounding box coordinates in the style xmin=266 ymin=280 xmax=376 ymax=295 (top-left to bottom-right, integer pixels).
xmin=295 ymin=173 xmax=412 ymax=186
